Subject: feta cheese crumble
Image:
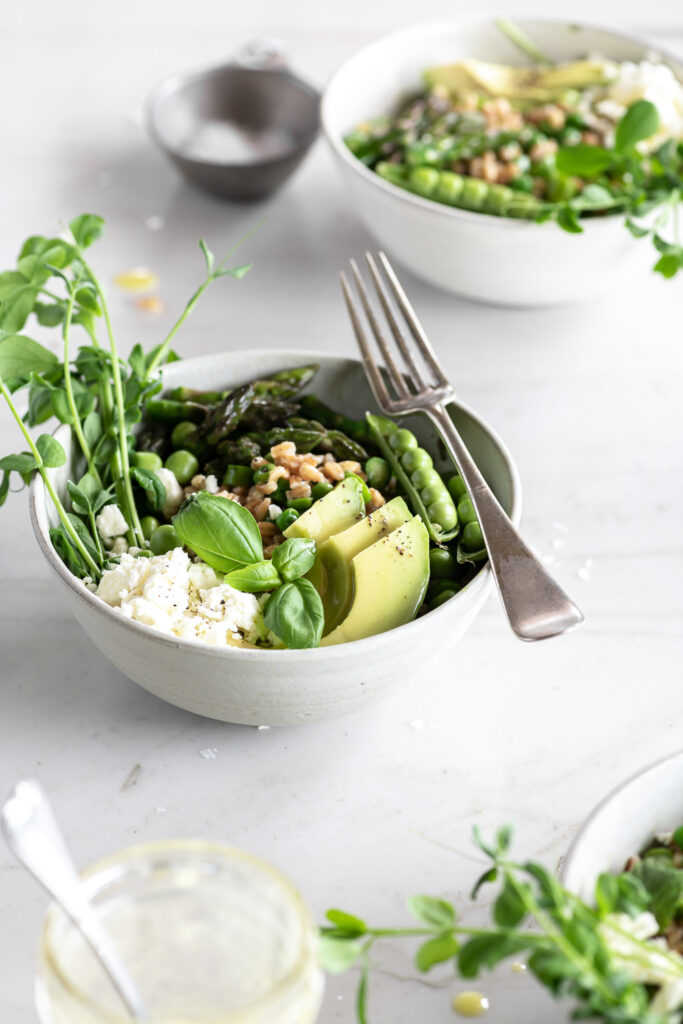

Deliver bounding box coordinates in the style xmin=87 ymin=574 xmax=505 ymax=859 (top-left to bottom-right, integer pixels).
xmin=95 ymin=548 xmax=267 ymax=647
xmin=154 ymin=467 xmax=184 ymax=517
xmin=95 ymin=504 xmax=128 ymax=542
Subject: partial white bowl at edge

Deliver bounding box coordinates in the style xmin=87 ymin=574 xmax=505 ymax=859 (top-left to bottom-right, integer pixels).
xmin=29 ymin=350 xmax=521 ymax=727
xmin=563 ymin=749 xmax=683 ymax=901
xmin=321 ymin=18 xmax=682 ymax=306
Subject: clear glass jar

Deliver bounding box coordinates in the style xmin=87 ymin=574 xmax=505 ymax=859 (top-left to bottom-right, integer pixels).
xmin=35 ymin=840 xmax=324 ymax=1024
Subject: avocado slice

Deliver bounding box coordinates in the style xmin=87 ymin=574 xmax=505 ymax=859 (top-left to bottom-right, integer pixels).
xmin=309 ymin=496 xmax=412 ymax=634
xmin=321 ymin=515 xmax=430 ymax=646
xmin=283 ymin=476 xmax=365 ymax=544
xmin=424 ymin=59 xmax=611 ymax=102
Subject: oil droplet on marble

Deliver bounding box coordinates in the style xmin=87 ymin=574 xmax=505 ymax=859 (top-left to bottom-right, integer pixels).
xmin=114 ymin=267 xmax=160 ymax=293
xmin=135 ymin=295 xmax=164 ymax=314
xmin=452 ymin=991 xmax=489 ymax=1017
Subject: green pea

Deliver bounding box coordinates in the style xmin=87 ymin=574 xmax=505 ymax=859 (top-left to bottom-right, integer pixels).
xmin=364 ymin=456 xmax=391 ymax=490
xmin=460 ymin=177 xmax=489 ymax=211
xmin=140 ymin=515 xmax=160 ymax=541
xmin=149 ymin=524 xmax=183 ymax=555
xmin=288 ymin=497 xmax=312 ymax=513
xmin=429 ymin=548 xmax=457 ymax=579
xmin=273 ymin=476 xmax=290 ymax=499
xmin=411 ymin=466 xmax=440 ymax=491
xmin=276 ymin=508 xmax=299 ymax=532
xmin=312 ymin=480 xmax=334 ymax=501
xmin=447 ymin=475 xmax=467 ymax=502
xmin=388 ymin=429 xmax=418 ymax=455
xmin=223 ymin=464 xmax=253 ymax=489
xmin=401 ymin=448 xmax=432 ymax=474
xmin=421 ymin=482 xmax=448 ymax=506
xmin=431 ymin=588 xmax=458 ymax=609
xmin=436 ymin=171 xmax=464 ymax=205
xmin=171 ymin=420 xmax=198 ymax=450
xmin=409 ymin=166 xmax=440 ymax=198
xmin=428 ymin=499 xmax=457 ymax=532
xmin=485 ymin=183 xmax=515 ymax=215
xmin=462 ymin=521 xmax=484 ymax=550
xmin=253 ymin=462 xmax=275 ymax=485
xmin=457 ymin=496 xmax=477 ymax=525
xmin=164 ymin=450 xmax=199 ymax=485
xmin=344 ymin=471 xmax=371 ymax=505
xmin=376 ymin=161 xmax=408 ymax=188
xmin=427 ymin=579 xmax=455 ymax=601
xmin=131 ymin=451 xmax=162 ymax=472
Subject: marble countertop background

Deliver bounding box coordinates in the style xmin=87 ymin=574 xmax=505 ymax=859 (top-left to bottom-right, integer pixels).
xmin=1 ymin=1 xmax=682 ymax=1020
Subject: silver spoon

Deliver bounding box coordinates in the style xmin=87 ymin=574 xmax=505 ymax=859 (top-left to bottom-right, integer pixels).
xmin=1 ymin=780 xmax=147 ymax=1020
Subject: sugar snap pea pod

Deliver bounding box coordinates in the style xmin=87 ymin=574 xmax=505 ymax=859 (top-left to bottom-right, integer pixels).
xmin=145 ymin=398 xmax=206 ymax=423
xmin=408 ymin=166 xmax=440 ymax=198
xmin=457 ymin=520 xmax=487 ymax=565
xmin=376 ymin=163 xmax=542 ymax=220
xmin=435 ymin=171 xmax=465 ymax=205
xmin=366 ymin=413 xmax=458 ymax=544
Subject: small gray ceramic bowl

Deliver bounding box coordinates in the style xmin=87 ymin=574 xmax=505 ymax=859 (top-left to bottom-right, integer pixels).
xmin=147 ymin=44 xmax=320 ymax=200
xmin=562 ymin=750 xmax=683 ymax=900
xmin=29 ymin=350 xmax=521 ymax=727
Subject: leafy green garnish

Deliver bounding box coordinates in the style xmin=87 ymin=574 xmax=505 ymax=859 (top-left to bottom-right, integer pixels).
xmin=321 ymin=826 xmax=683 ymax=1024
xmin=173 ymin=492 xmax=263 ymax=574
xmin=264 ymin=578 xmax=324 ymax=649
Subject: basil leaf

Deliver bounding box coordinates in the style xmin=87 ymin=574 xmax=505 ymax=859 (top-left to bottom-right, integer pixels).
xmin=555 ymin=144 xmax=613 ymax=178
xmin=263 ymin=578 xmax=324 ymax=649
xmin=271 ymin=537 xmax=316 ymax=581
xmin=615 ymin=99 xmax=659 ymax=154
xmin=225 ymin=560 xmax=281 ymax=593
xmin=36 ymin=434 xmax=66 ymax=468
xmin=172 ymin=492 xmax=263 ymax=574
xmin=0 ymin=334 xmax=58 ymax=378
xmin=556 ymin=207 xmax=583 ymax=234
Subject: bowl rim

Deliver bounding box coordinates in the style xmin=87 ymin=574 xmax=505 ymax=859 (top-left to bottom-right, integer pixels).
xmin=321 ymin=15 xmax=683 ymax=231
xmin=29 ymin=349 xmax=522 ymax=661
xmin=146 ymin=61 xmax=320 ymax=171
xmin=561 ymin=747 xmax=683 ymax=885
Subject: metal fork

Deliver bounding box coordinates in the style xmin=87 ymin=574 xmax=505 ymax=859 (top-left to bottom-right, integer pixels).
xmin=340 ymin=252 xmax=584 ymax=642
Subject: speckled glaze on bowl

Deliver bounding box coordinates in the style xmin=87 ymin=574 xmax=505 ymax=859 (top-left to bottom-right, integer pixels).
xmin=562 ymin=750 xmax=683 ymax=901
xmin=322 ymin=18 xmax=681 ymax=306
xmin=29 ymin=350 xmax=521 ymax=726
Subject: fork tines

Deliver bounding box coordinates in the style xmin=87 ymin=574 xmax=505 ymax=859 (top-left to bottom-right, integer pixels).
xmin=339 ymin=252 xmax=452 ymax=412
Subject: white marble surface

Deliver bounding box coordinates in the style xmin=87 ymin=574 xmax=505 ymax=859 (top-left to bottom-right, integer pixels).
xmin=1 ymin=2 xmax=683 ymax=1021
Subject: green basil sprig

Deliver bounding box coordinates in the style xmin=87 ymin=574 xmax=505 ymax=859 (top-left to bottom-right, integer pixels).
xmin=172 ymin=491 xmax=324 ymax=648
xmin=271 ymin=537 xmax=316 ymax=581
xmin=264 ymin=578 xmax=324 ymax=650
xmin=225 ymin=561 xmax=281 ymax=592
xmin=172 ymin=492 xmax=263 ymax=573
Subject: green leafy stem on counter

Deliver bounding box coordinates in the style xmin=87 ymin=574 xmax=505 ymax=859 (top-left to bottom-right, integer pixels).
xmin=320 ymin=826 xmax=683 ymax=1024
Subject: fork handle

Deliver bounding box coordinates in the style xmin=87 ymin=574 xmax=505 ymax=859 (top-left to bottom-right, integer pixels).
xmin=427 ymin=404 xmax=584 ymax=641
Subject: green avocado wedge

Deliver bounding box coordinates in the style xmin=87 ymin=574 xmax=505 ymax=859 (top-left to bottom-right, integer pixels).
xmin=321 ymin=515 xmax=430 ymax=646
xmin=283 ymin=476 xmax=365 ymax=544
xmin=309 ymin=496 xmax=412 ymax=635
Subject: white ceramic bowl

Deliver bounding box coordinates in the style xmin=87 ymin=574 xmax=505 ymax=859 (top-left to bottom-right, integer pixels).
xmin=562 ymin=749 xmax=683 ymax=902
xmin=322 ymin=18 xmax=680 ymax=306
xmin=29 ymin=350 xmax=521 ymax=727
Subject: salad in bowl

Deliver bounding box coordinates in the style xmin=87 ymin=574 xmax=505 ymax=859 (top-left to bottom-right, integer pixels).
xmin=0 ymin=215 xmax=519 ymax=723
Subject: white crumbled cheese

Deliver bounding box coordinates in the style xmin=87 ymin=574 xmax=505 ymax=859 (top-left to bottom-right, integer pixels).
xmin=268 ymin=503 xmax=282 ymax=521
xmin=599 ymin=59 xmax=683 ymax=150
xmin=204 ymin=474 xmax=219 ymax=494
xmin=110 ymin=537 xmax=129 ymax=556
xmin=95 ymin=549 xmax=267 ymax=647
xmin=95 ymin=504 xmax=128 ymax=542
xmin=154 ymin=467 xmax=184 ymax=517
